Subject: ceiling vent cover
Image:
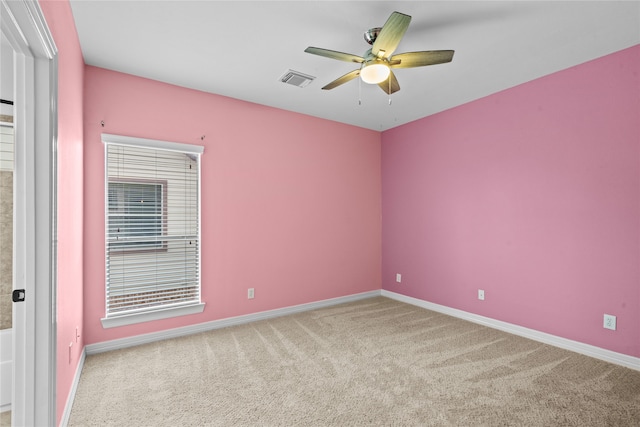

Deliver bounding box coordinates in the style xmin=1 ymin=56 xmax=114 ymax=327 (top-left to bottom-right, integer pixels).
xmin=279 ymin=70 xmax=315 ymax=88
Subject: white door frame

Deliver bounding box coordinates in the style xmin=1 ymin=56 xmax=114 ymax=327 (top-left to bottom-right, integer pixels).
xmin=1 ymin=1 xmax=57 ymax=426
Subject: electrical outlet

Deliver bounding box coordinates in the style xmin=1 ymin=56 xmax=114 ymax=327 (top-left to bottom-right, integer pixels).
xmin=478 ymin=289 xmax=485 ymax=301
xmin=396 ymin=273 xmax=402 ymax=283
xmin=603 ymin=314 xmax=616 ymax=330
xmin=248 ymin=288 xmax=255 ymax=299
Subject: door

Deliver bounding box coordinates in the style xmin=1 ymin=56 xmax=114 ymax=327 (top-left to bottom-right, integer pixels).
xmin=1 ymin=1 xmax=57 ymax=425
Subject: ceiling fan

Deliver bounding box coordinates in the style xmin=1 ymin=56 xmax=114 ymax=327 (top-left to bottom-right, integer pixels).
xmin=305 ymin=11 xmax=454 ymax=94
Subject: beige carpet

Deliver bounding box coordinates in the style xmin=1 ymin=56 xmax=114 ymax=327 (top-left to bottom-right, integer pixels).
xmin=69 ymin=297 xmax=640 ymax=426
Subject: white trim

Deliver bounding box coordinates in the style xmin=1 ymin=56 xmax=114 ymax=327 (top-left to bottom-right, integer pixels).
xmin=2 ymin=0 xmax=57 ymax=425
xmin=58 ymin=348 xmax=85 ymax=427
xmin=87 ymin=291 xmax=380 ymax=354
xmin=197 ymin=155 xmax=202 ymax=305
xmin=382 ymin=290 xmax=640 ymax=371
xmin=102 ymin=133 xmax=204 ymax=154
xmin=85 ymin=289 xmax=640 ymax=366
xmin=101 ymin=303 xmax=206 ymax=329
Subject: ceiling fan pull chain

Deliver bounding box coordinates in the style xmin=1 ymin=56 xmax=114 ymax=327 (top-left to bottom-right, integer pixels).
xmin=358 ymin=77 xmax=362 ymax=105
xmin=388 ymin=78 xmax=392 ymax=105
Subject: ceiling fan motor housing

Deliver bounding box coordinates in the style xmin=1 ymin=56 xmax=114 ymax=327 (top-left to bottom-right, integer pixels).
xmin=362 ymin=48 xmax=387 ymax=66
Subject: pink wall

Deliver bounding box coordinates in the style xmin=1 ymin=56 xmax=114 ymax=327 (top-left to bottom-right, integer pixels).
xmin=382 ymin=45 xmax=640 ymax=357
xmin=38 ymin=1 xmax=85 ymax=425
xmin=83 ymin=66 xmax=381 ymax=344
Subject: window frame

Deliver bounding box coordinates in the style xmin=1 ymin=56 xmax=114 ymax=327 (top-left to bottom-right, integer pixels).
xmin=101 ymin=133 xmax=205 ymax=329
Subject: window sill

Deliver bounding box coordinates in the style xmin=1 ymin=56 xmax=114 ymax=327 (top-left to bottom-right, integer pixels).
xmin=101 ymin=302 xmax=205 ymax=329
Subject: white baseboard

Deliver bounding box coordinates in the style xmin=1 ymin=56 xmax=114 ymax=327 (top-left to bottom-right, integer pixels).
xmin=382 ymin=290 xmax=640 ymax=371
xmin=59 ymin=347 xmax=86 ymax=427
xmin=86 ymin=291 xmax=381 ymax=355
xmin=84 ymin=289 xmax=639 ymax=371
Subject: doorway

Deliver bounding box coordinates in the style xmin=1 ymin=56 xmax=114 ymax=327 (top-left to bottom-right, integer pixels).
xmin=1 ymin=0 xmax=58 ymax=425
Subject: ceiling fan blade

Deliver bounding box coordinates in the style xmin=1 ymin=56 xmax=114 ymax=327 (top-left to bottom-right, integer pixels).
xmin=304 ymin=47 xmax=364 ymax=63
xmin=322 ymin=69 xmax=361 ymax=90
xmin=372 ymin=11 xmax=411 ymax=59
xmin=377 ymin=70 xmax=400 ymax=94
xmin=389 ymin=50 xmax=455 ymax=69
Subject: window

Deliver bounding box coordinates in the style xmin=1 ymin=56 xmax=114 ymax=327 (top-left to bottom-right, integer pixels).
xmin=108 ymin=180 xmax=166 ymax=251
xmin=102 ymin=134 xmax=205 ymax=328
xmin=0 ymin=121 xmax=14 ymax=172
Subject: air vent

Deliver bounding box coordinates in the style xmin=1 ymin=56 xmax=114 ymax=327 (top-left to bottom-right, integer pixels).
xmin=279 ymin=70 xmax=315 ymax=88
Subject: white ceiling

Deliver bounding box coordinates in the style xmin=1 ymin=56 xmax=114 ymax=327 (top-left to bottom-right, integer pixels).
xmin=68 ymin=1 xmax=640 ymax=131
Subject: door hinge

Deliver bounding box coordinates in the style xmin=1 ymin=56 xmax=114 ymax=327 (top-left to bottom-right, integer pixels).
xmin=12 ymin=289 xmax=25 ymax=302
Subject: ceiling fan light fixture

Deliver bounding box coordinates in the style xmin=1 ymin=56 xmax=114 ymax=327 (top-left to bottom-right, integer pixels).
xmin=360 ymin=62 xmax=390 ymax=84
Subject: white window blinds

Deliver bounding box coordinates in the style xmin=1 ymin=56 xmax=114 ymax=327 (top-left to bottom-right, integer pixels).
xmin=104 ymin=134 xmax=203 ymax=319
xmin=0 ymin=123 xmax=14 ymax=171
